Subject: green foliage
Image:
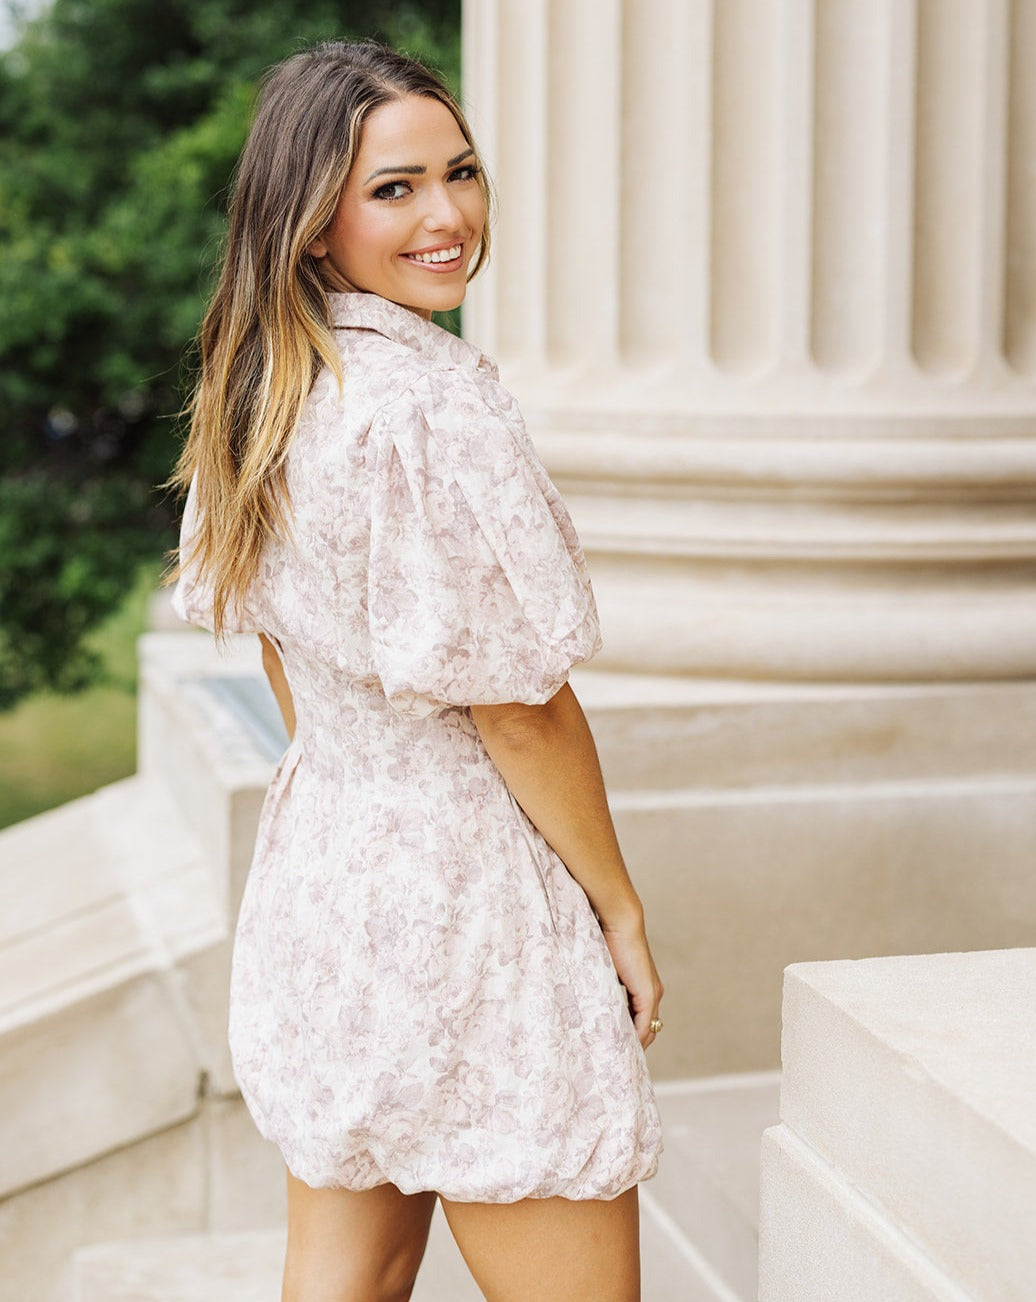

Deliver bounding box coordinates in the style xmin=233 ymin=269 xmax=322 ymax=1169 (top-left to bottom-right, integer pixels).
xmin=0 ymin=0 xmax=460 ymax=709
xmin=0 ymin=472 xmax=156 ymax=706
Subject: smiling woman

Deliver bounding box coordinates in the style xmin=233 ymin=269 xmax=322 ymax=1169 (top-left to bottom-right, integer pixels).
xmin=168 ymin=38 xmax=662 ymax=1302
xmin=307 ymin=98 xmax=486 ymax=316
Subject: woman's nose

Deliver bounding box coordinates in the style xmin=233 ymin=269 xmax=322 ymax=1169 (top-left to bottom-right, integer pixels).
xmin=423 ymin=183 xmax=464 ymax=230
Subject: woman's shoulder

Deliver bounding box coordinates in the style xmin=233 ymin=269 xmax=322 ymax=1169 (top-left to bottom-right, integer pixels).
xmin=328 ymin=291 xmax=510 ymax=422
xmin=369 ymin=365 xmax=533 ymax=485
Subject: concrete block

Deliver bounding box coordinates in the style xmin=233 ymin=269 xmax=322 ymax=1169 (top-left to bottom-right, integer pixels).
xmin=775 ymin=948 xmax=1036 ymax=1301
xmin=575 ymin=672 xmax=1036 ymax=793
xmin=759 ymin=1125 xmax=970 ymax=1301
xmin=175 ymin=940 xmax=237 ymax=1097
xmin=613 ymin=782 xmax=1036 ymax=1078
xmin=0 ymin=976 xmax=201 ymax=1197
xmin=69 ymin=1213 xmax=488 ymax=1302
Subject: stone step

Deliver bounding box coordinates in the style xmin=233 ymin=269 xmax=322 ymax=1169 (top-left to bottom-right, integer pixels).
xmin=73 ymin=1229 xmax=285 ymax=1302
xmin=71 ymin=1217 xmax=485 ymax=1301
xmin=68 ymin=1074 xmax=775 ymax=1302
xmin=649 ymin=1073 xmax=780 ymax=1299
xmin=70 ymin=1197 xmax=724 ymax=1302
xmin=761 ymin=947 xmax=1036 ymax=1301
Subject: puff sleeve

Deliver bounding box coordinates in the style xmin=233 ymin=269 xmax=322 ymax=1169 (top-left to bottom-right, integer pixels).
xmin=366 ymin=370 xmax=601 ymax=716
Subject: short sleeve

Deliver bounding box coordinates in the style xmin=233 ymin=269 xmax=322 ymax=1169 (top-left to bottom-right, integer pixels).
xmin=367 ymin=371 xmax=602 ymax=716
xmin=170 ymin=477 xmax=259 ymax=635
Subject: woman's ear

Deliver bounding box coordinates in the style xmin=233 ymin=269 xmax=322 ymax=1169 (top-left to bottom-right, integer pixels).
xmin=307 ymin=235 xmax=328 ymax=259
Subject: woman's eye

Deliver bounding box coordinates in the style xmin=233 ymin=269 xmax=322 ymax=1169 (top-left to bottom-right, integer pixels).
xmin=450 ymin=164 xmax=480 ymax=183
xmin=372 ymin=181 xmax=410 ymax=201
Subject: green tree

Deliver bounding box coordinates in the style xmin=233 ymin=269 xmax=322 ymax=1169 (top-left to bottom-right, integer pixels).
xmin=0 ymin=0 xmax=459 ymax=708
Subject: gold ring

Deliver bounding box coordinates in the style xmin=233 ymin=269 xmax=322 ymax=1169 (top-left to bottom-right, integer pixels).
xmin=649 ymin=1018 xmax=663 ymax=1034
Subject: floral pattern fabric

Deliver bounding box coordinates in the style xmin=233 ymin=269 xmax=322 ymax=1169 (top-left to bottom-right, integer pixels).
xmin=173 ymin=292 xmax=662 ymax=1201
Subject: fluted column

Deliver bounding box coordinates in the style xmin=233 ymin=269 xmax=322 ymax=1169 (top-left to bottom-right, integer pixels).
xmin=463 ymin=0 xmax=1036 ymax=681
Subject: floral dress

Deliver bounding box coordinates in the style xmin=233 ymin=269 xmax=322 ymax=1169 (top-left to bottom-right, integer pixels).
xmin=173 ymin=291 xmax=662 ymax=1202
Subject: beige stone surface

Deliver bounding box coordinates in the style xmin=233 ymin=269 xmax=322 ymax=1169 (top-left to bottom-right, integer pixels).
xmin=202 ymin=1097 xmax=286 ymax=1232
xmin=621 ymin=773 xmax=1036 ymax=1078
xmin=175 ymin=940 xmax=237 ymax=1098
xmin=578 ymin=671 xmax=1036 ymax=1080
xmin=70 ymin=1215 xmax=485 ymax=1302
xmin=0 ymin=1116 xmax=205 ymax=1302
xmin=73 ymin=1229 xmax=286 ymax=1302
xmin=577 ymin=673 xmax=1036 ymax=791
xmin=0 ymin=976 xmax=200 ymax=1198
xmin=768 ymin=948 xmax=1036 ymax=1300
xmin=648 ymin=1074 xmax=780 ymax=1299
xmin=758 ymin=1126 xmax=968 ymax=1302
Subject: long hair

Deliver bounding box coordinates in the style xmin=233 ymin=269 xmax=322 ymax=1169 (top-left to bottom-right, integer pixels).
xmin=168 ymin=40 xmax=491 ymax=635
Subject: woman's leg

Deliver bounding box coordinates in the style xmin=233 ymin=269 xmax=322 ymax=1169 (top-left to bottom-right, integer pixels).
xmin=282 ymin=1169 xmax=438 ymax=1302
xmin=440 ymin=1185 xmax=641 ymax=1302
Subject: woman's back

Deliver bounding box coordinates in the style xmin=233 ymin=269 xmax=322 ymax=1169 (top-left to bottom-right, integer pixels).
xmin=174 ymin=291 xmax=660 ymax=1201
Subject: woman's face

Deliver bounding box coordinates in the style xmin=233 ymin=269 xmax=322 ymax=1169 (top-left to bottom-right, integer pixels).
xmin=309 ymin=94 xmax=486 ymax=319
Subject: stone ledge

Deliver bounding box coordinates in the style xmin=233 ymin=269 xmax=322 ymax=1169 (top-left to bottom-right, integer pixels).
xmin=771 ymin=948 xmax=1036 ymax=1300
xmin=0 ymin=775 xmax=226 ymax=1196
xmin=758 ymin=1125 xmax=973 ymax=1302
xmin=138 ymin=634 xmax=273 ymax=919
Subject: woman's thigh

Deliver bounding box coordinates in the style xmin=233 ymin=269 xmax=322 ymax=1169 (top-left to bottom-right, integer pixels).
xmin=282 ymin=1169 xmax=438 ymax=1302
xmin=439 ymin=1185 xmax=640 ymax=1302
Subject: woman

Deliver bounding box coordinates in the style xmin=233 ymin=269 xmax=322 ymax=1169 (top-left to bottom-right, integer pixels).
xmin=171 ymin=39 xmax=664 ymax=1302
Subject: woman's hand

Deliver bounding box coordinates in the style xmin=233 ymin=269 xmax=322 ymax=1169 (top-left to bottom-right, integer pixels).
xmin=600 ymin=910 xmax=665 ymax=1050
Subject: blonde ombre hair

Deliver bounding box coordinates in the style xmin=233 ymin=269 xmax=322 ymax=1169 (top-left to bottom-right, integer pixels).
xmin=169 ymin=40 xmax=491 ymax=635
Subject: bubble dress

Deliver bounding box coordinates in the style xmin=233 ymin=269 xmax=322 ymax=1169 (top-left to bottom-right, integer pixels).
xmin=173 ymin=292 xmax=662 ymax=1202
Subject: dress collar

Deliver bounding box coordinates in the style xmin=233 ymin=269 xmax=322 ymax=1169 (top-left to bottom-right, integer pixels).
xmin=328 ymin=292 xmax=497 ymax=378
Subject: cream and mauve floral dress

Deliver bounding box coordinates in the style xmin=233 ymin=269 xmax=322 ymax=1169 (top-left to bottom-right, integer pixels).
xmin=173 ymin=291 xmax=662 ymax=1202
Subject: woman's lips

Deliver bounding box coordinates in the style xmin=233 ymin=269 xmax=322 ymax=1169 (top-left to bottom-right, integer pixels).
xmin=400 ymin=242 xmax=463 ymax=272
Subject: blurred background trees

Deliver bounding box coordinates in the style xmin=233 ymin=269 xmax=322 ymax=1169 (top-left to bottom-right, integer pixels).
xmin=0 ymin=0 xmax=459 ymax=711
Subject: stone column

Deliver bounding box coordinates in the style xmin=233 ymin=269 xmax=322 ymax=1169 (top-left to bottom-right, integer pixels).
xmin=463 ymin=0 xmax=1036 ymax=1078
xmin=464 ymin=0 xmax=1036 ymax=680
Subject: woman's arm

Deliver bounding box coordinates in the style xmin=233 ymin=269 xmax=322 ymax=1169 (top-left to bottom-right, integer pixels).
xmin=470 ymin=683 xmax=664 ymax=1048
xmin=259 ymin=633 xmax=296 ymax=741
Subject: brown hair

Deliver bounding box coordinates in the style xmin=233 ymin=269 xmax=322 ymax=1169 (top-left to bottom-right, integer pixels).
xmin=168 ymin=40 xmax=491 ymax=635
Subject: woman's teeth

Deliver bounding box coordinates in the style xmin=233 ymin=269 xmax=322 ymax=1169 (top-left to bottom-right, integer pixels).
xmin=407 ymin=245 xmax=462 ymax=264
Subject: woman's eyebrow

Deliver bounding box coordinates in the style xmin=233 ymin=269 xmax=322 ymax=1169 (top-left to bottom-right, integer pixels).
xmin=364 ymin=148 xmax=474 ymax=184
